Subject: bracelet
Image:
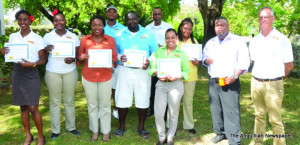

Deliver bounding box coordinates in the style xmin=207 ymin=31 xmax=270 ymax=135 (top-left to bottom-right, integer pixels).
xmin=32 ymin=63 xmax=36 ymax=67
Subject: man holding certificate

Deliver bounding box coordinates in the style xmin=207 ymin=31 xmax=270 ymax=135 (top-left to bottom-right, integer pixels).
xmin=43 ymin=10 xmax=81 ymax=140
xmin=202 ymin=17 xmax=250 ymax=145
xmin=149 ymin=28 xmax=189 ymax=145
xmin=113 ymin=11 xmax=158 ymax=139
xmin=77 ymin=15 xmax=117 ymax=142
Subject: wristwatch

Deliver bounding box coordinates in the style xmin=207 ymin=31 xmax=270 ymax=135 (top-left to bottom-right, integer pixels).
xmin=234 ymin=74 xmax=239 ymax=79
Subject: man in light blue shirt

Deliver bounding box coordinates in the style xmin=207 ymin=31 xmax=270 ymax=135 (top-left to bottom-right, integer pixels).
xmin=103 ymin=5 xmax=125 ymax=120
xmin=113 ymin=11 xmax=158 ymax=139
xmin=104 ymin=5 xmax=125 ymax=39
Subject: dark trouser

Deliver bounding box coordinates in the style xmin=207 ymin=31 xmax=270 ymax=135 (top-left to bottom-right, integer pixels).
xmin=149 ymin=76 xmax=159 ymax=113
xmin=209 ymin=77 xmax=241 ymax=145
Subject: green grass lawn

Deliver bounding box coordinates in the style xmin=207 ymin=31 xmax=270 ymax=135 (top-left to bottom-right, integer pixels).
xmin=0 ymin=72 xmax=299 ymax=145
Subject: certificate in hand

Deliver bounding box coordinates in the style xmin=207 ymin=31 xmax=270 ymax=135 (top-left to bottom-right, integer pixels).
xmin=88 ymin=49 xmax=112 ymax=68
xmin=157 ymin=59 xmax=181 ymax=78
xmin=124 ymin=49 xmax=146 ymax=68
xmin=52 ymin=40 xmax=75 ymax=58
xmin=181 ymin=44 xmax=202 ymax=60
xmin=4 ymin=43 xmax=30 ymax=62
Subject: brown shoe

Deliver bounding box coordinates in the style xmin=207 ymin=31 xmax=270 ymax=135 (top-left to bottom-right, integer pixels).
xmin=90 ymin=133 xmax=99 ymax=141
xmin=102 ymin=134 xmax=110 ymax=142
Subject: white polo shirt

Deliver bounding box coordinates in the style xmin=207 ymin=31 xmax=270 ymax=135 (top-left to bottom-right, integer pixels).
xmin=8 ymin=30 xmax=44 ymax=62
xmin=249 ymin=29 xmax=294 ymax=79
xmin=43 ymin=29 xmax=80 ymax=74
xmin=203 ymin=32 xmax=250 ymax=78
xmin=146 ymin=21 xmax=173 ymax=46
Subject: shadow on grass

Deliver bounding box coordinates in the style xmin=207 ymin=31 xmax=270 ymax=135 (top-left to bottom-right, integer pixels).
xmin=0 ymin=72 xmax=299 ymax=145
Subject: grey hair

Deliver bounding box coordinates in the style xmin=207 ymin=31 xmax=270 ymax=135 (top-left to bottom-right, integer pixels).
xmin=258 ymin=7 xmax=274 ymax=17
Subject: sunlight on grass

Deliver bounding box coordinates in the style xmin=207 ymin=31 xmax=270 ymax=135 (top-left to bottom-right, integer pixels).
xmin=0 ymin=71 xmax=299 ymax=144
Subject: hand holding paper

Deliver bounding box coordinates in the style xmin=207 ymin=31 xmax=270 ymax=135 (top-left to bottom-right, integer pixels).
xmin=123 ymin=49 xmax=146 ymax=68
xmin=4 ymin=43 xmax=30 ymax=62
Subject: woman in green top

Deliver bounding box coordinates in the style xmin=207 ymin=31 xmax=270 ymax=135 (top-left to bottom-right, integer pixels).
xmin=177 ymin=18 xmax=200 ymax=134
xmin=149 ymin=28 xmax=189 ymax=145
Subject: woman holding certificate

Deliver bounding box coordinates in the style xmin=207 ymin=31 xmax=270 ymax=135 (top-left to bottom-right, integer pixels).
xmin=177 ymin=18 xmax=200 ymax=134
xmin=77 ymin=15 xmax=117 ymax=142
xmin=43 ymin=9 xmax=81 ymax=139
xmin=1 ymin=10 xmax=45 ymax=145
xmin=148 ymin=28 xmax=189 ymax=145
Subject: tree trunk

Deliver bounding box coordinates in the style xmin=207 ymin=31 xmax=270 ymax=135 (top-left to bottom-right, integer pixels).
xmin=198 ymin=0 xmax=225 ymax=47
xmin=38 ymin=5 xmax=54 ymax=23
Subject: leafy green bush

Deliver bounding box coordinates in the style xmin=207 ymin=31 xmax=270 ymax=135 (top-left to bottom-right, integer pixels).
xmin=0 ymin=35 xmax=13 ymax=76
xmin=290 ymin=37 xmax=300 ymax=78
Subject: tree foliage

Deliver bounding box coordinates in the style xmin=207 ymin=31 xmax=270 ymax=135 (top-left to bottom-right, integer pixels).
xmin=4 ymin=0 xmax=181 ymax=35
xmin=197 ymin=0 xmax=299 ymax=46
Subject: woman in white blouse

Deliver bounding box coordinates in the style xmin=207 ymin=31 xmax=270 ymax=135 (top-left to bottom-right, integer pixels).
xmin=43 ymin=9 xmax=81 ymax=139
xmin=1 ymin=10 xmax=46 ymax=145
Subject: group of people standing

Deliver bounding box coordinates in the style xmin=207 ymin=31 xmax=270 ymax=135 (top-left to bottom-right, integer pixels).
xmin=0 ymin=5 xmax=294 ymax=145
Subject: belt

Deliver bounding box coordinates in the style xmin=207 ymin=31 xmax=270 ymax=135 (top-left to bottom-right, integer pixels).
xmin=253 ymin=76 xmax=282 ymax=82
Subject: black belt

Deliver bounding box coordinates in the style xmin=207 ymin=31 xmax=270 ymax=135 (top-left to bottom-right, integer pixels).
xmin=253 ymin=76 xmax=282 ymax=82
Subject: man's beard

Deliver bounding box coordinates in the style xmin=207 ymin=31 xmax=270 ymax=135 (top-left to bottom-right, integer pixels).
xmin=128 ymin=25 xmax=139 ymax=32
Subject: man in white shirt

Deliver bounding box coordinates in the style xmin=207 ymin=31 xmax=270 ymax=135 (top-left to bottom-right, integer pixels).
xmin=145 ymin=7 xmax=173 ymax=117
xmin=249 ymin=7 xmax=294 ymax=145
xmin=203 ymin=17 xmax=250 ymax=145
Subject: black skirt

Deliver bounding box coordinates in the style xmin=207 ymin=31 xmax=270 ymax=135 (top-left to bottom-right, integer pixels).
xmin=11 ymin=63 xmax=40 ymax=105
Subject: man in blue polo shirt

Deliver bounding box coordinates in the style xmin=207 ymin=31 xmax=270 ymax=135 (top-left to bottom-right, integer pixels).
xmin=104 ymin=5 xmax=125 ymax=120
xmin=104 ymin=5 xmax=125 ymax=38
xmin=113 ymin=11 xmax=158 ymax=139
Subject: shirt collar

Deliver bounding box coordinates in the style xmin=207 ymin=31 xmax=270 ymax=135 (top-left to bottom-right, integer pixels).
xmin=51 ymin=29 xmax=70 ymax=37
xmin=105 ymin=21 xmax=120 ymax=28
xmin=161 ymin=45 xmax=181 ymax=52
xmin=86 ymin=33 xmax=109 ymax=41
xmin=124 ymin=24 xmax=144 ymax=35
xmin=18 ymin=30 xmax=33 ymax=38
xmin=213 ymin=31 xmax=233 ymax=42
xmin=258 ymin=28 xmax=277 ymax=38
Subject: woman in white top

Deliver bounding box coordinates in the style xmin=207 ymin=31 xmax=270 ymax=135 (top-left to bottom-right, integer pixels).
xmin=43 ymin=9 xmax=80 ymax=139
xmin=1 ymin=10 xmax=46 ymax=145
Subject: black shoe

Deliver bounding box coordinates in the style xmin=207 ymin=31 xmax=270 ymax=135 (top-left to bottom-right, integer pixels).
xmin=156 ymin=139 xmax=167 ymax=145
xmin=188 ymin=129 xmax=196 ymax=134
xmin=69 ymin=130 xmax=81 ymax=135
xmin=211 ymin=135 xmax=226 ymax=143
xmin=50 ymin=133 xmax=59 ymax=140
xmin=147 ymin=111 xmax=154 ymax=118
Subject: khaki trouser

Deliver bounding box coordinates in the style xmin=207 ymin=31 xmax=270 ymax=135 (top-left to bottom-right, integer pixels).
xmin=154 ymin=80 xmax=184 ymax=141
xmin=45 ymin=69 xmax=78 ymax=134
xmin=251 ymin=77 xmax=286 ymax=145
xmin=82 ymin=76 xmax=112 ymax=134
xmin=182 ymin=81 xmax=196 ymax=129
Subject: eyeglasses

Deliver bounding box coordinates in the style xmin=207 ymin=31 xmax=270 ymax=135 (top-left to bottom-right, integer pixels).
xmin=259 ymin=16 xmax=273 ymax=20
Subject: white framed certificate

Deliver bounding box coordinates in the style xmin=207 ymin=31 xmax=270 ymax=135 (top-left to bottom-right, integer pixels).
xmin=181 ymin=44 xmax=202 ymax=60
xmin=88 ymin=49 xmax=112 ymax=68
xmin=124 ymin=49 xmax=146 ymax=68
xmin=4 ymin=43 xmax=30 ymax=62
xmin=157 ymin=59 xmax=181 ymax=78
xmin=52 ymin=40 xmax=75 ymax=58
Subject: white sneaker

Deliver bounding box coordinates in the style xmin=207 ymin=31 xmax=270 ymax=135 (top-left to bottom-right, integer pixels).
xmin=98 ymin=112 xmax=101 ymax=119
xmin=112 ymin=110 xmax=119 ymax=119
